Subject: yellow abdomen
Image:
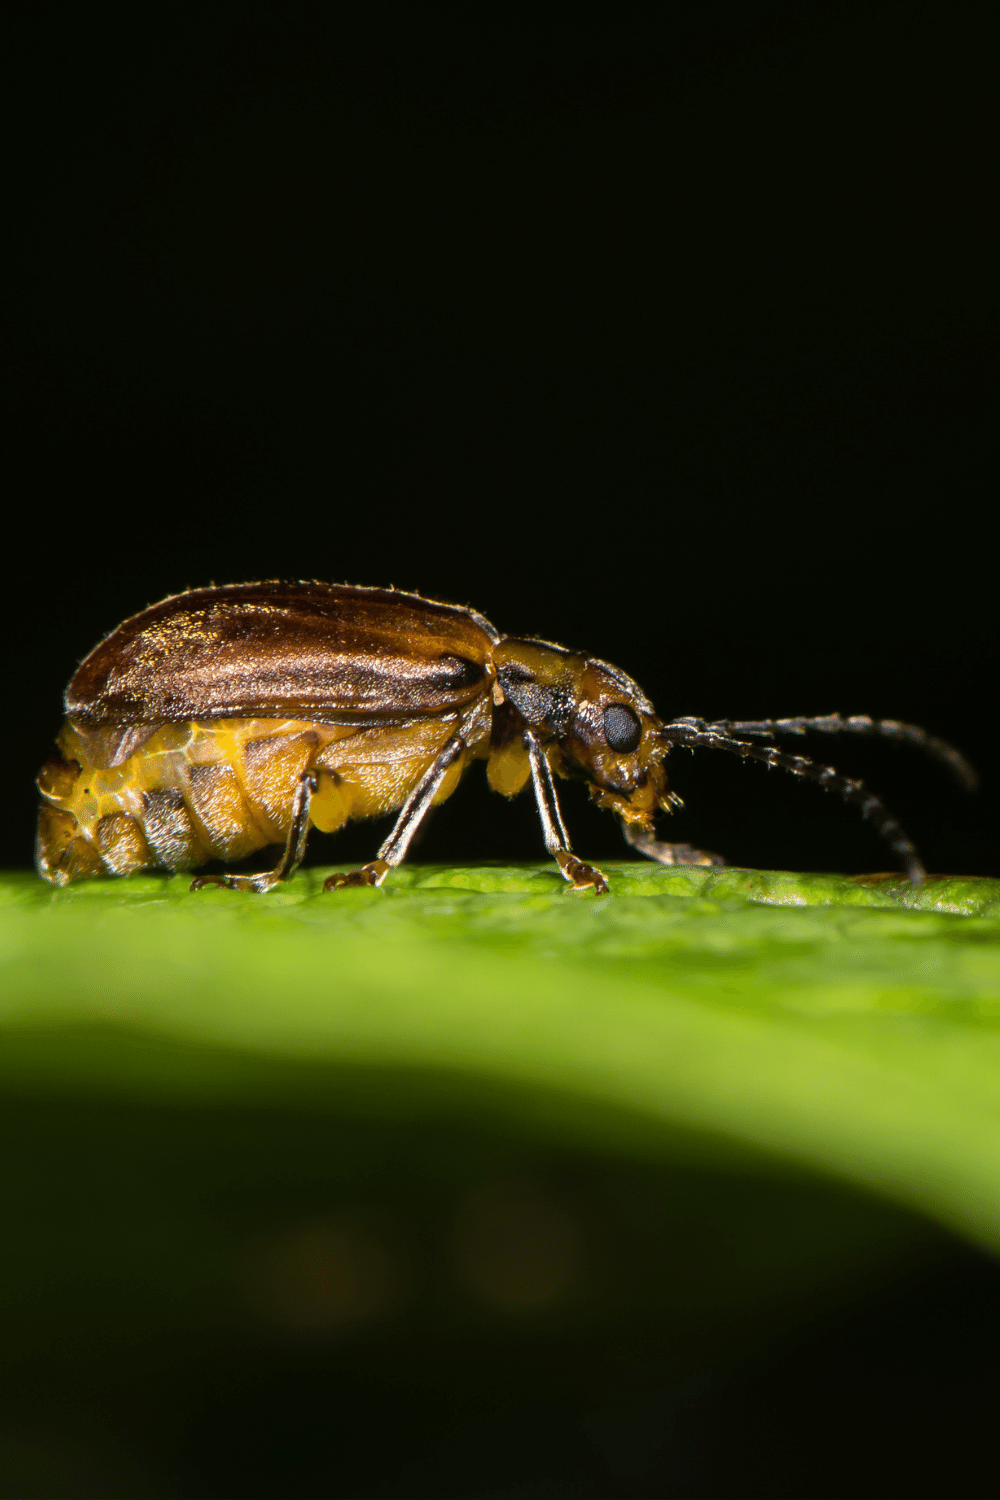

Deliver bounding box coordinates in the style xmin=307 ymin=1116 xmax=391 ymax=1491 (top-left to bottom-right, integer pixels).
xmin=36 ymin=715 xmax=474 ymax=886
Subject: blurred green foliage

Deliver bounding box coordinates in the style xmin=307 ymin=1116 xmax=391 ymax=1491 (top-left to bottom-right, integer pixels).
xmin=2 ymin=863 xmax=1000 ymax=1496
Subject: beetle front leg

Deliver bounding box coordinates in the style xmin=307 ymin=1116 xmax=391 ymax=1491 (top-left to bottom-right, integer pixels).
xmin=621 ymin=821 xmax=725 ymax=867
xmin=524 ymin=731 xmax=609 ymax=894
xmin=323 ymin=735 xmax=466 ymax=892
xmin=191 ymin=770 xmax=317 ymax=894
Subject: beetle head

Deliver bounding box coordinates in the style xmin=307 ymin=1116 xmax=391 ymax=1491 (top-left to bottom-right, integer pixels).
xmin=493 ymin=640 xmax=671 ymax=826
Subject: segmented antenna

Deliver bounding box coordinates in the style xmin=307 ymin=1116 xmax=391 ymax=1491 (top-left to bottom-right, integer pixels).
xmin=657 ymin=719 xmax=927 ymax=884
xmin=702 ymin=713 xmax=978 ymax=792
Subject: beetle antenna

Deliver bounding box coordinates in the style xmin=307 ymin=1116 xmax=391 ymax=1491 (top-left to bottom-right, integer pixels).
xmin=657 ymin=719 xmax=926 ymax=884
xmin=693 ymin=713 xmax=978 ymax=792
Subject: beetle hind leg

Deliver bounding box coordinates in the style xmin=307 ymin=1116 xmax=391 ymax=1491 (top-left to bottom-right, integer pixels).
xmin=190 ymin=771 xmax=317 ymax=894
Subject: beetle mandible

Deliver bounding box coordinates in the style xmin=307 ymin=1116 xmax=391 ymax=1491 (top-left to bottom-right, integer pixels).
xmin=36 ymin=581 xmax=976 ymax=894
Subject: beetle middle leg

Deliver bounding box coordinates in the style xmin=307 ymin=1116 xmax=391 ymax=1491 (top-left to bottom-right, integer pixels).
xmin=524 ymin=731 xmax=609 ymax=894
xmin=190 ymin=770 xmax=317 ymax=894
xmin=621 ymin=821 xmax=725 ymax=867
xmin=323 ymin=734 xmax=467 ymax=892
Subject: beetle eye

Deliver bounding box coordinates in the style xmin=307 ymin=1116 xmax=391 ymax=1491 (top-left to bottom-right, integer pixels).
xmin=603 ymin=703 xmax=642 ymax=753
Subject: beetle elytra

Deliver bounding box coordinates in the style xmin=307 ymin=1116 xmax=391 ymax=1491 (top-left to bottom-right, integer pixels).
xmin=36 ymin=582 xmax=976 ymax=893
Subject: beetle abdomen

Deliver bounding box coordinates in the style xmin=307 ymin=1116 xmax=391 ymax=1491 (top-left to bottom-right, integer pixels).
xmin=36 ymin=714 xmax=480 ymax=885
xmin=37 ymin=719 xmax=316 ymax=884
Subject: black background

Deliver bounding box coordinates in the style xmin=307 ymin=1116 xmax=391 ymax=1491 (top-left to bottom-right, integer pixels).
xmin=5 ymin=4 xmax=997 ymax=879
xmin=3 ymin=10 xmax=1000 ymax=1499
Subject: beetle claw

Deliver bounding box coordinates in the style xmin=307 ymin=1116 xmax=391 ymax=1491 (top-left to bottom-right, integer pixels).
xmin=323 ymin=859 xmax=390 ymax=892
xmin=557 ymin=853 xmax=610 ymax=895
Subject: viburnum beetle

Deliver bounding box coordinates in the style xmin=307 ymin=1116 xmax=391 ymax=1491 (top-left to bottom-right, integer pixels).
xmin=36 ymin=582 xmax=976 ymax=894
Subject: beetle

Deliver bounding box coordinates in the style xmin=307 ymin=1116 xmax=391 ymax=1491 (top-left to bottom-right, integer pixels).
xmin=36 ymin=581 xmax=976 ymax=894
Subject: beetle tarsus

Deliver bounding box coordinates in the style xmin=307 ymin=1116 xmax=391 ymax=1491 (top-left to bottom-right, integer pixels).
xmin=556 ymin=850 xmax=610 ymax=894
xmin=621 ymin=822 xmax=725 ymax=867
xmin=190 ymin=870 xmax=285 ymax=894
xmin=323 ymin=859 xmax=390 ymax=891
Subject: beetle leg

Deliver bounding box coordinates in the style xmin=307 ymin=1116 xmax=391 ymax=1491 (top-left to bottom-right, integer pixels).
xmin=620 ymin=820 xmax=725 ymax=867
xmin=323 ymin=733 xmax=467 ymax=892
xmin=524 ymin=730 xmax=609 ymax=894
xmin=191 ymin=770 xmax=317 ymax=894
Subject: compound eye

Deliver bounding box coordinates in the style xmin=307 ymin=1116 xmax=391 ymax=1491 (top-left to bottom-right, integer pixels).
xmin=603 ymin=702 xmax=642 ymax=754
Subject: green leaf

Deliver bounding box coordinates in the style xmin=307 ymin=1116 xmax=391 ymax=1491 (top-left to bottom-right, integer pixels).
xmin=4 ymin=861 xmax=1000 ymax=1251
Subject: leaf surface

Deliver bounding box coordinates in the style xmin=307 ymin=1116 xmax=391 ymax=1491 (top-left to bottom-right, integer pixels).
xmin=4 ymin=863 xmax=1000 ymax=1250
